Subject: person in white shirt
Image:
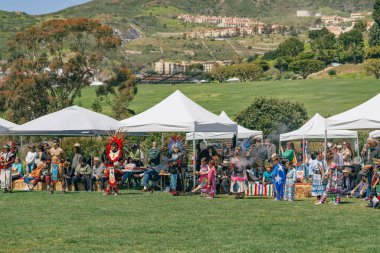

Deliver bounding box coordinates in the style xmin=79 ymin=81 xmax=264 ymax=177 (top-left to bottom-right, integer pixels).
xmin=25 ymin=145 xmax=37 ymax=174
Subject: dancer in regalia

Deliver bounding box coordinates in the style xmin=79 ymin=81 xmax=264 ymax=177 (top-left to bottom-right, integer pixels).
xmin=309 ymin=152 xmax=327 ymax=203
xmin=0 ymin=144 xmax=16 ymax=193
xmin=102 ymin=132 xmax=126 ymax=168
xmin=103 ymin=162 xmax=123 ymax=196
xmin=284 ymin=161 xmax=297 ymax=201
xmin=167 ymin=136 xmax=186 ymax=196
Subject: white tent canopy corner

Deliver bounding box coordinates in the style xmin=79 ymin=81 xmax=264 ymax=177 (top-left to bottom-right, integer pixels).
xmin=186 ymin=111 xmax=262 ymax=141
xmin=6 ymin=105 xmax=122 ymax=136
xmin=0 ymin=118 xmax=18 ymax=133
xmin=119 ymin=90 xmax=237 ymax=133
xmin=280 ymin=113 xmax=358 ymax=141
xmin=326 ymin=94 xmax=380 ymax=130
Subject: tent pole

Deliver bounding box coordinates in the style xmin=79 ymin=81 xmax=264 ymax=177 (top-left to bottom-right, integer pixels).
xmin=324 ymin=130 xmax=327 ymax=162
xmin=355 ymin=136 xmax=359 ymax=158
xmin=20 ymin=136 xmax=24 ymax=165
xmin=192 ymin=124 xmax=196 ymax=189
xmin=302 ymin=137 xmax=305 ymax=165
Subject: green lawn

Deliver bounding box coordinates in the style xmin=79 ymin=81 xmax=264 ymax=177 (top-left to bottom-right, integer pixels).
xmin=0 ymin=191 xmax=379 ymax=253
xmin=76 ymin=79 xmax=380 ymax=119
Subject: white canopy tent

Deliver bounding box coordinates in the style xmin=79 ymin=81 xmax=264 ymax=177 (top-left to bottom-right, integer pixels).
xmin=326 ymin=94 xmax=380 ymax=130
xmin=280 ymin=113 xmax=358 ymax=163
xmin=6 ymin=105 xmax=122 ymax=136
xmin=186 ymin=111 xmax=262 ymax=141
xmin=120 ymin=90 xmax=237 ymax=186
xmin=0 ymin=118 xmax=18 ymax=133
xmin=119 ymin=90 xmax=237 ymax=133
xmin=280 ymin=113 xmax=358 ymax=141
xmin=369 ymin=130 xmax=380 ymax=138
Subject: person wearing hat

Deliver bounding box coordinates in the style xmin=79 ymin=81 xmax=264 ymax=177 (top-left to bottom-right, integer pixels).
xmin=73 ymin=156 xmax=91 ymax=191
xmin=25 ymin=145 xmax=37 ymax=174
xmin=71 ymin=143 xmax=84 ymax=173
xmin=349 ymin=169 xmax=369 ymax=198
xmin=361 ymin=137 xmax=380 ymax=199
xmin=0 ymin=144 xmax=15 ymax=193
xmin=42 ymin=141 xmax=50 ymax=152
xmin=89 ymin=157 xmax=106 ymax=192
xmin=49 ymin=139 xmax=64 ymax=161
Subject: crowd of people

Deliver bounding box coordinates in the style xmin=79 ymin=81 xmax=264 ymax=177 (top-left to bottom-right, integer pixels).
xmin=0 ymin=134 xmax=379 ymax=208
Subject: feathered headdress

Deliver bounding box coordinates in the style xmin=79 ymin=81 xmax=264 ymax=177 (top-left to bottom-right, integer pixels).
xmin=106 ymin=131 xmax=126 ymax=153
xmin=240 ymin=137 xmax=253 ymax=152
xmin=168 ymin=135 xmax=185 ymax=154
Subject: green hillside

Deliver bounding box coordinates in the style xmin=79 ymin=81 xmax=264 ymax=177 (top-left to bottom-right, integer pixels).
xmin=0 ymin=0 xmax=375 ymax=63
xmin=75 ymin=79 xmax=380 ymax=119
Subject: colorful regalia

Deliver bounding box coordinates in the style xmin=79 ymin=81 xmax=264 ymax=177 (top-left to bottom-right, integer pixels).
xmin=167 ymin=136 xmax=186 ymax=195
xmin=284 ymin=168 xmax=297 ymax=201
xmin=230 ymin=158 xmax=249 ymax=199
xmin=309 ymin=159 xmax=327 ymax=197
xmin=104 ymin=166 xmax=123 ymax=195
xmin=102 ymin=132 xmax=126 ymax=168
xmin=272 ymin=163 xmax=285 ymax=201
xmin=320 ymin=165 xmax=343 ymax=204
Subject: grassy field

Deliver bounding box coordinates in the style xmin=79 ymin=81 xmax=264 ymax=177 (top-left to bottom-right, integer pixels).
xmin=75 ymin=79 xmax=380 ymax=119
xmin=0 ymin=190 xmax=379 ymax=253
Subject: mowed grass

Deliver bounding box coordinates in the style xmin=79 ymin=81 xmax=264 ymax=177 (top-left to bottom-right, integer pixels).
xmin=0 ymin=191 xmax=379 ymax=253
xmin=75 ymin=79 xmax=380 ymax=118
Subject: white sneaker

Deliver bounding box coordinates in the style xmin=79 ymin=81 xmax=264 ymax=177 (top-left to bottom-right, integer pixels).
xmin=315 ymin=201 xmax=323 ymax=205
xmin=24 ymin=186 xmax=30 ymax=191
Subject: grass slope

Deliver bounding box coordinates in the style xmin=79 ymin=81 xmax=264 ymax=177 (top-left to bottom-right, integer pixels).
xmin=0 ymin=0 xmax=375 ymax=62
xmin=0 ymin=191 xmax=379 ymax=253
xmin=75 ymin=79 xmax=380 ymax=118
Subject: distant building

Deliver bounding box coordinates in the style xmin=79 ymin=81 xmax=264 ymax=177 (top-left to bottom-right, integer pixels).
xmin=297 ymin=10 xmax=312 ymax=17
xmin=350 ymin=12 xmax=372 ymax=20
xmin=154 ymin=60 xmax=188 ymax=75
xmin=326 ymin=26 xmax=343 ymax=36
xmin=321 ymin=15 xmax=344 ymax=25
xmin=154 ymin=60 xmax=232 ymax=74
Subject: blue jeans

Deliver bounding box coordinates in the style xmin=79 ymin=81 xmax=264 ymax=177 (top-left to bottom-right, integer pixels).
xmin=143 ymin=168 xmax=160 ymax=187
xmin=170 ymin=173 xmax=177 ymax=190
xmin=26 ymin=163 xmax=34 ymax=174
xmin=366 ymin=172 xmax=373 ymax=198
xmin=90 ymin=176 xmax=107 ymax=190
xmin=24 ymin=176 xmax=34 ymax=185
xmin=122 ymin=172 xmax=141 ymax=187
xmin=73 ymin=175 xmax=89 ymax=191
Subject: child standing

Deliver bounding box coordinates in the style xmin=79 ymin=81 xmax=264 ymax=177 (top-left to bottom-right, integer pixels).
xmin=203 ymin=160 xmax=217 ymax=198
xmin=192 ymin=158 xmax=209 ymax=193
xmin=11 ymin=157 xmax=24 ymax=181
xmin=284 ymin=162 xmax=297 ymax=202
xmin=262 ymin=163 xmax=274 ymax=185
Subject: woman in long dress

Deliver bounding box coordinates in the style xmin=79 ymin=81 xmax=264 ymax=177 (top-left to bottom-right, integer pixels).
xmin=309 ymin=152 xmax=327 ymax=202
xmin=284 ymin=162 xmax=297 ymax=201
xmin=230 ymin=158 xmax=249 ymax=199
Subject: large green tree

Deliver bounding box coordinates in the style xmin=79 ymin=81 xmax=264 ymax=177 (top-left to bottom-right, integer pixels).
xmin=365 ymin=59 xmax=380 ymax=79
xmin=1 ymin=18 xmax=129 ymax=123
xmin=234 ymin=97 xmax=308 ymax=137
xmin=338 ymin=29 xmax=364 ymax=63
xmin=289 ymin=59 xmax=325 ymax=79
xmin=308 ymin=28 xmax=337 ymax=50
xmin=278 ymin=37 xmax=305 ymax=57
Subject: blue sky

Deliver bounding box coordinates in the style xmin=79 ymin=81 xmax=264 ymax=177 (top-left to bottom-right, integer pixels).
xmin=0 ymin=0 xmax=92 ymax=15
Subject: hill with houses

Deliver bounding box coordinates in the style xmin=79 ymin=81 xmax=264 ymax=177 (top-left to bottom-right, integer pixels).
xmin=0 ymin=0 xmax=376 ymax=72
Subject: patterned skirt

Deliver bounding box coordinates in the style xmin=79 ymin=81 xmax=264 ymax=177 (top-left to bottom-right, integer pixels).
xmin=311 ymin=174 xmax=325 ymax=196
xmin=326 ymin=171 xmax=343 ymax=195
xmin=284 ymin=180 xmax=295 ymax=201
xmin=230 ymin=178 xmax=248 ymax=193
